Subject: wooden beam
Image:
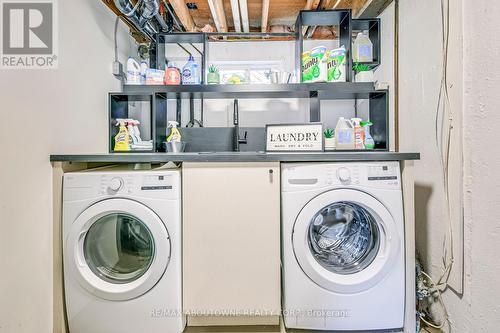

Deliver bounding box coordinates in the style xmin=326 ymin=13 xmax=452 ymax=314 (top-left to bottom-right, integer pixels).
xmin=168 ymin=0 xmax=196 ymax=31
xmin=230 ymin=0 xmax=242 ymax=32
xmin=207 ymin=0 xmax=228 ymax=32
xmin=356 ymin=0 xmax=394 ymax=18
xmin=261 ymin=0 xmax=270 ymax=33
xmin=239 ymin=0 xmax=250 ymax=32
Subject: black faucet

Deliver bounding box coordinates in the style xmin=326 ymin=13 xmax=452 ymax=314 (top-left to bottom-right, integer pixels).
xmin=233 ymin=99 xmax=248 ymax=152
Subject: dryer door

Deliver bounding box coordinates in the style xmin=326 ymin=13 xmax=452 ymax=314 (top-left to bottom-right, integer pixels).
xmin=66 ymin=198 xmax=170 ymax=301
xmin=292 ymin=189 xmax=401 ymax=294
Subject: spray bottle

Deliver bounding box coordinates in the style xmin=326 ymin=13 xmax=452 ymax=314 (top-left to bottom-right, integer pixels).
xmin=114 ymin=119 xmax=130 ymax=151
xmin=166 ymin=121 xmax=182 ymax=143
xmin=125 ymin=119 xmax=138 ymax=145
xmin=351 ymin=117 xmax=364 ymax=149
xmin=361 ymin=121 xmax=375 ymax=150
xmin=132 ymin=120 xmax=143 ymax=142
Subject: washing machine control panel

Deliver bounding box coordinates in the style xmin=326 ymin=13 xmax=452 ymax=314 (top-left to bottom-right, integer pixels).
xmin=283 ymin=162 xmax=400 ymax=192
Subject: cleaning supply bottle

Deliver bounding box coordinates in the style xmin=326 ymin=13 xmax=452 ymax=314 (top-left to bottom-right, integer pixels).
xmin=361 ymin=121 xmax=375 ymax=149
xmin=126 ymin=57 xmax=141 ymax=85
xmin=126 ymin=119 xmax=138 ymax=145
xmin=166 ymin=121 xmax=182 ymax=143
xmin=165 ymin=62 xmax=181 ymax=85
xmin=132 ymin=120 xmax=143 ymax=142
xmin=335 ymin=117 xmax=355 ymax=149
xmin=140 ymin=62 xmax=148 ymax=84
xmin=351 ymin=117 xmax=364 ymax=149
xmin=353 ymin=30 xmax=373 ymax=62
xmin=114 ymin=119 xmax=130 ymax=151
xmin=182 ymin=55 xmax=201 ymax=85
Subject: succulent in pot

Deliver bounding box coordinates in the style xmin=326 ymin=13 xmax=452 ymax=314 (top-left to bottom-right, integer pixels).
xmin=207 ymin=65 xmax=220 ymax=84
xmin=353 ymin=63 xmax=374 ymax=83
xmin=324 ymin=128 xmax=336 ymax=150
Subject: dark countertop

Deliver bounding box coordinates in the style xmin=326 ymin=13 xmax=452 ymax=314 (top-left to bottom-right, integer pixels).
xmin=50 ymin=152 xmax=420 ymax=163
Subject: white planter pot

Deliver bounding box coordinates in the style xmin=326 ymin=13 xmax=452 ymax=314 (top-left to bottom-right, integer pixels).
xmin=355 ymin=70 xmax=374 ymax=83
xmin=324 ymin=137 xmax=336 ymax=150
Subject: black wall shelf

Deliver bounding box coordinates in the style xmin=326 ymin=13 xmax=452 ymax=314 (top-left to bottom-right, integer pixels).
xmin=111 ymin=10 xmax=388 ymax=153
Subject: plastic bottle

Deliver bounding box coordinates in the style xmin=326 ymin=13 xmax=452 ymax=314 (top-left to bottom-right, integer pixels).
xmin=126 ymin=57 xmax=141 ymax=85
xmin=165 ymin=62 xmax=181 ymax=85
xmin=335 ymin=117 xmax=355 ymax=149
xmin=351 ymin=117 xmax=365 ymax=149
xmin=166 ymin=121 xmax=182 ymax=143
xmin=361 ymin=121 xmax=375 ymax=150
xmin=132 ymin=120 xmax=142 ymax=142
xmin=114 ymin=119 xmax=130 ymax=151
xmin=353 ymin=30 xmax=373 ymax=63
xmin=182 ymin=55 xmax=201 ymax=85
xmin=126 ymin=119 xmax=138 ymax=145
xmin=140 ymin=62 xmax=148 ymax=84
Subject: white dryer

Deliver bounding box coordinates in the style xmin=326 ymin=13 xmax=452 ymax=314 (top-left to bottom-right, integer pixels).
xmin=63 ymin=167 xmax=185 ymax=333
xmin=282 ymin=162 xmax=405 ymax=331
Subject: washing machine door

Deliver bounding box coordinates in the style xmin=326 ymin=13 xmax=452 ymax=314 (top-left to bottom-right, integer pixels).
xmin=66 ymin=198 xmax=170 ymax=301
xmin=292 ymin=189 xmax=400 ymax=294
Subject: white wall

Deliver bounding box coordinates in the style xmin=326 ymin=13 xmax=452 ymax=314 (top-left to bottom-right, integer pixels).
xmin=400 ymin=0 xmax=500 ymax=331
xmin=0 ymin=1 xmax=133 ymax=332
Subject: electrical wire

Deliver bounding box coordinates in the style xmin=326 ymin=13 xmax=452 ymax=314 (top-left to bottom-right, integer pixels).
xmin=419 ymin=271 xmax=449 ymax=329
xmin=421 ymin=0 xmax=455 ymax=328
xmin=434 ymin=0 xmax=455 ymax=289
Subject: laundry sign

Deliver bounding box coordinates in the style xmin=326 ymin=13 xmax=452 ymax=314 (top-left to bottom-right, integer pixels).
xmin=266 ymin=123 xmax=324 ymax=152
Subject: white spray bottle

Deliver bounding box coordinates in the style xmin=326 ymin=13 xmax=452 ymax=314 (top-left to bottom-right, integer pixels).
xmin=125 ymin=119 xmax=138 ymax=145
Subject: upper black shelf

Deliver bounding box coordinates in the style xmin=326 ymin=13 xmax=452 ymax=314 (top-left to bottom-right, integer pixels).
xmin=122 ymin=82 xmax=385 ymax=100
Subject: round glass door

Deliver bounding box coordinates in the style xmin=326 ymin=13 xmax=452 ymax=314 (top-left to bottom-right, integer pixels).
xmin=292 ymin=189 xmax=400 ymax=293
xmin=84 ymin=213 xmax=155 ymax=284
xmin=66 ymin=198 xmax=171 ymax=301
xmin=308 ymin=202 xmax=380 ymax=275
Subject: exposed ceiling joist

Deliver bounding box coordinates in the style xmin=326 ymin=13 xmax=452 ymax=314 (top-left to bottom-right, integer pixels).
xmin=168 ymin=0 xmax=196 ymax=31
xmin=238 ymin=0 xmax=250 ymax=32
xmin=261 ymin=0 xmax=270 ymax=32
xmin=207 ymin=0 xmax=228 ymax=32
xmin=356 ymin=0 xmax=394 ymax=18
xmin=230 ymin=0 xmax=242 ymax=32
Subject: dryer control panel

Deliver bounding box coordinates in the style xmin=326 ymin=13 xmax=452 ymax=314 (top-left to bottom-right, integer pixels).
xmin=63 ymin=170 xmax=181 ymax=201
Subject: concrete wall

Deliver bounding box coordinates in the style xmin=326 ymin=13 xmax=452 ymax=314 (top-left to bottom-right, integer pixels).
xmin=0 ymin=1 xmax=133 ymax=332
xmin=400 ymin=0 xmax=500 ymax=331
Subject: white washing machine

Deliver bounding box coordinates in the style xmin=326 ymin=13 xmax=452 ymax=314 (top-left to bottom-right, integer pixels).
xmin=282 ymin=162 xmax=405 ymax=331
xmin=63 ymin=167 xmax=185 ymax=333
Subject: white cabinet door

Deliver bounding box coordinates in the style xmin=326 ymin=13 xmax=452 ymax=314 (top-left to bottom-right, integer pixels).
xmin=182 ymin=162 xmax=281 ymax=326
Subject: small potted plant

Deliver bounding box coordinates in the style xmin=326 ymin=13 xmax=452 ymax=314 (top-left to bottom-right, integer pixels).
xmin=324 ymin=128 xmax=336 ymax=150
xmin=207 ymin=65 xmax=220 ymax=84
xmin=353 ymin=63 xmax=374 ymax=82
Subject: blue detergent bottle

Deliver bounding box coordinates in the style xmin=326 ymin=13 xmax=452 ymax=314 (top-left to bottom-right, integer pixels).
xmin=182 ymin=55 xmax=201 ymax=85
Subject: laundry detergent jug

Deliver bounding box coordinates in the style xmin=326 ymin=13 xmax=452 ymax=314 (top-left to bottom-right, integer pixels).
xmin=335 ymin=117 xmax=355 ymax=149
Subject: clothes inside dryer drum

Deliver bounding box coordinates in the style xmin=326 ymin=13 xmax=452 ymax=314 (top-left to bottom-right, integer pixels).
xmin=308 ymin=202 xmax=380 ymax=275
xmin=84 ymin=213 xmax=155 ymax=284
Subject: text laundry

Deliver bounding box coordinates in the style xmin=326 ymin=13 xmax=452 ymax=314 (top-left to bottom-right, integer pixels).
xmin=270 ymin=132 xmax=319 ymax=142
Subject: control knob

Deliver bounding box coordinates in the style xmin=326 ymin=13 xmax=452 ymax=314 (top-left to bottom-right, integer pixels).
xmin=108 ymin=177 xmax=123 ymax=192
xmin=337 ymin=167 xmax=351 ymax=183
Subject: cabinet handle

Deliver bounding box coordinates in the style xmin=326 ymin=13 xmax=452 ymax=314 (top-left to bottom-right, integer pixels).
xmin=269 ymin=169 xmax=274 ymax=183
